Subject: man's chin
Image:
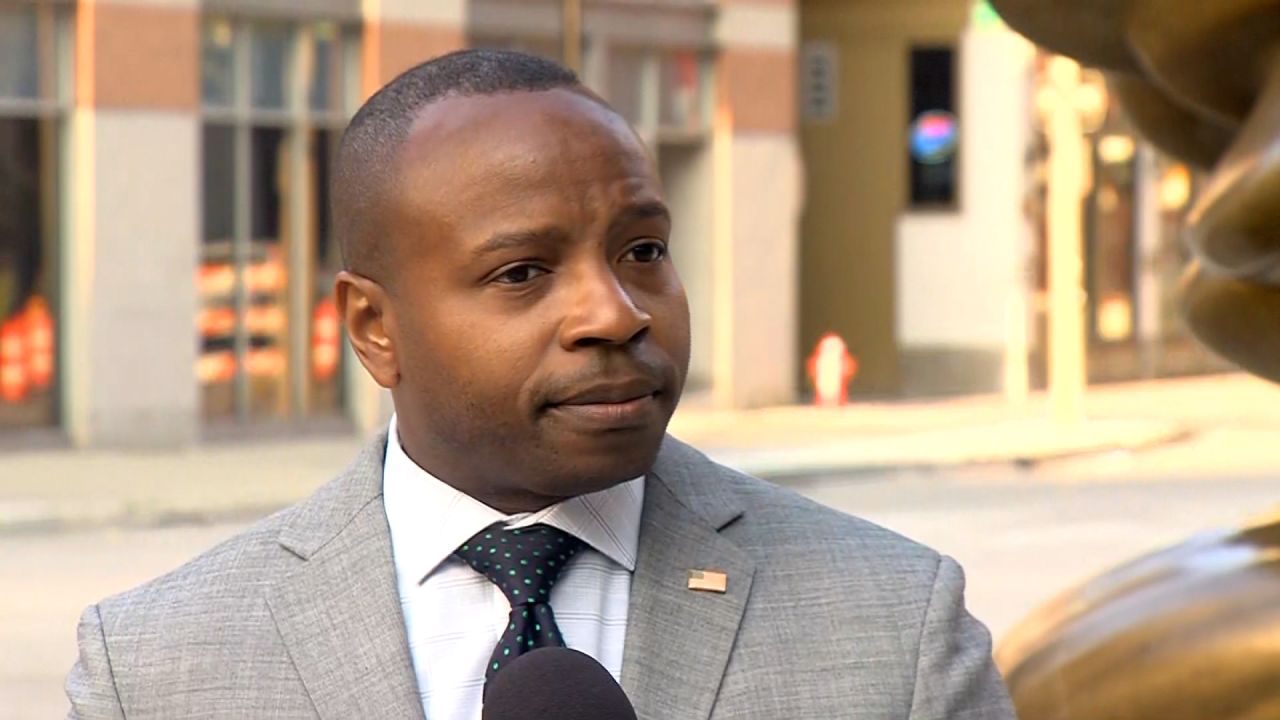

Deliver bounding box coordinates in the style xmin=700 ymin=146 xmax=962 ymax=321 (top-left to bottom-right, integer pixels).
xmin=534 ymin=437 xmax=664 ymax=498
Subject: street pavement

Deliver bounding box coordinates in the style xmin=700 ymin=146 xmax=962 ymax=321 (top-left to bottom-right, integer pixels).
xmin=5 ymin=458 xmax=1280 ymax=718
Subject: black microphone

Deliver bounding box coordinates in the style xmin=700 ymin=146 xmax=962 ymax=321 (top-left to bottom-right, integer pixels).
xmin=481 ymin=647 xmax=638 ymax=720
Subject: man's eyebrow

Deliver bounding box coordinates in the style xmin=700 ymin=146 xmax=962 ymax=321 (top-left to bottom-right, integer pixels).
xmin=608 ymin=201 xmax=671 ymax=237
xmin=471 ymin=226 xmax=569 ymax=260
xmin=471 ymin=203 xmax=670 ymax=259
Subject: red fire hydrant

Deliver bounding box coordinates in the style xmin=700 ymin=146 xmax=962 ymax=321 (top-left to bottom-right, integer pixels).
xmin=807 ymin=333 xmax=857 ymax=407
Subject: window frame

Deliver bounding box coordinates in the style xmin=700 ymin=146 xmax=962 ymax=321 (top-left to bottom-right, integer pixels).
xmin=906 ymin=43 xmax=962 ymax=213
xmin=198 ymin=14 xmax=359 ymax=427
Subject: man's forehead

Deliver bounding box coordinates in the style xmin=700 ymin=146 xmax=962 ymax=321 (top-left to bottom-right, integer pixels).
xmin=401 ymin=87 xmax=641 ymax=164
xmin=379 ymin=87 xmax=661 ymax=245
xmin=388 ymin=88 xmax=657 ymax=212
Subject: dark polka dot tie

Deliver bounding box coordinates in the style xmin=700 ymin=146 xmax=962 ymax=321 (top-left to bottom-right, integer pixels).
xmin=453 ymin=523 xmax=585 ymax=687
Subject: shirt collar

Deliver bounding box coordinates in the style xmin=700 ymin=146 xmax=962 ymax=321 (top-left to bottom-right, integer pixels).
xmin=382 ymin=415 xmax=645 ymax=586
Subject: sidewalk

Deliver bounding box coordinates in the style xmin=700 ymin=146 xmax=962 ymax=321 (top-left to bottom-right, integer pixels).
xmin=6 ymin=373 xmax=1276 ymax=534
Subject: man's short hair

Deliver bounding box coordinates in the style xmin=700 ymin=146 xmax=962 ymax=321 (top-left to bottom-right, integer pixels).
xmin=332 ymin=49 xmax=582 ymax=278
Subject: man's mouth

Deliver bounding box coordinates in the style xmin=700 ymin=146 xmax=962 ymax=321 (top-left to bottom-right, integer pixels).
xmin=545 ymin=377 xmax=663 ymax=429
xmin=550 ymin=377 xmax=661 ymax=407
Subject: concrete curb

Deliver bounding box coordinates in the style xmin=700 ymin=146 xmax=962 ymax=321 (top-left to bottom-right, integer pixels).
xmin=0 ymin=419 xmax=1189 ymax=536
xmin=707 ymin=419 xmax=1191 ymax=480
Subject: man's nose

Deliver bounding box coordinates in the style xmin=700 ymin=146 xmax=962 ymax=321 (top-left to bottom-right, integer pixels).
xmin=558 ymin=266 xmax=651 ymax=349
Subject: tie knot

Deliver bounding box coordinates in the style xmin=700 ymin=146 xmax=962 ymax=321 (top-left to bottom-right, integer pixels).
xmin=453 ymin=523 xmax=585 ymax=605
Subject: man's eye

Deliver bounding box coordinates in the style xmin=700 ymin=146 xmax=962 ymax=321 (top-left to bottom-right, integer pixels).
xmin=493 ymin=265 xmax=548 ymax=284
xmin=624 ymin=242 xmax=667 ymax=264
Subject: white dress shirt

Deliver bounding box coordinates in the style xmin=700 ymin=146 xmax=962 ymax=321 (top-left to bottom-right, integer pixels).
xmin=383 ymin=415 xmax=644 ymax=720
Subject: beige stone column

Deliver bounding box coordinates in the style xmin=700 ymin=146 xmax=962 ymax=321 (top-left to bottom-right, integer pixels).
xmin=68 ymin=0 xmax=201 ymax=447
xmin=711 ymin=0 xmax=801 ymax=408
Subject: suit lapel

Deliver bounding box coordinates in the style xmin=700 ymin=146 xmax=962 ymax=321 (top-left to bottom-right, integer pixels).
xmin=266 ymin=433 xmax=426 ymax=720
xmin=621 ymin=439 xmax=756 ymax=720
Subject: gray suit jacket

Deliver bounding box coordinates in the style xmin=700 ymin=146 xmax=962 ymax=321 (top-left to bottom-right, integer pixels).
xmin=66 ymin=435 xmax=1014 ymax=719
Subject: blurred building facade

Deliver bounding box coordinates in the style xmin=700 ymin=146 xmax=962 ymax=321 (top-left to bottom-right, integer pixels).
xmin=0 ymin=0 xmax=1230 ymax=449
xmin=798 ymin=0 xmax=1231 ymax=399
xmin=0 ymin=0 xmax=800 ymax=448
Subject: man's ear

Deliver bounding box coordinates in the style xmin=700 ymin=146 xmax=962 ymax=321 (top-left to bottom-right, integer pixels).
xmin=335 ymin=270 xmax=400 ymax=389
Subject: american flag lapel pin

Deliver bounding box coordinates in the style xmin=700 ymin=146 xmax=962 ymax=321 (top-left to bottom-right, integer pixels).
xmin=687 ymin=569 xmax=728 ymax=594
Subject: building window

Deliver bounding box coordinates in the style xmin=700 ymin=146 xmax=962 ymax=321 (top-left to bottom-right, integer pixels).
xmin=199 ymin=17 xmax=357 ymax=425
xmin=599 ymin=44 xmax=709 ymax=140
xmin=468 ymin=1 xmax=713 ymax=141
xmin=657 ymin=48 xmax=705 ymax=134
xmin=0 ymin=1 xmax=68 ymax=430
xmin=908 ymin=46 xmax=959 ymax=208
xmin=1086 ymin=113 xmax=1138 ymax=347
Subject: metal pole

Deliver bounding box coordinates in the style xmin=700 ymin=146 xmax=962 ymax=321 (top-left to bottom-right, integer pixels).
xmin=233 ymin=27 xmax=253 ymax=424
xmin=562 ymin=0 xmax=583 ymax=73
xmin=1041 ymin=56 xmax=1090 ymax=424
xmin=1134 ymin=143 xmax=1161 ymax=378
xmin=287 ymin=28 xmax=315 ymax=419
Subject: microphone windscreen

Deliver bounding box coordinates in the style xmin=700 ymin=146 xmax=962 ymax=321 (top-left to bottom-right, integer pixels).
xmin=481 ymin=647 xmax=638 ymax=720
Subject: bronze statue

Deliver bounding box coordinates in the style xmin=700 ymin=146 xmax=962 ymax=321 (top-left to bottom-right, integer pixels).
xmin=987 ymin=0 xmax=1280 ymax=717
xmin=996 ymin=514 xmax=1280 ymax=718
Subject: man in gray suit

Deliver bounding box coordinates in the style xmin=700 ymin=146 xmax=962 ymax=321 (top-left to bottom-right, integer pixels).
xmin=66 ymin=50 xmax=1014 ymax=719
